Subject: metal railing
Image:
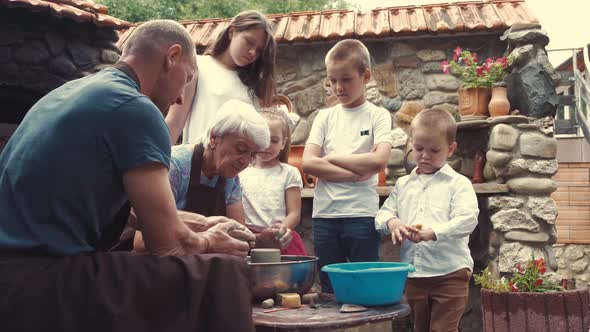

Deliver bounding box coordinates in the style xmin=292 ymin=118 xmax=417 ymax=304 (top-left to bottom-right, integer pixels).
xmin=573 ymin=46 xmax=590 ymax=143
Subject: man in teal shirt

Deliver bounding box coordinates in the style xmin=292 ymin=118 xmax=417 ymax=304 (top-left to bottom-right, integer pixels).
xmin=0 ymin=20 xmax=256 ymax=331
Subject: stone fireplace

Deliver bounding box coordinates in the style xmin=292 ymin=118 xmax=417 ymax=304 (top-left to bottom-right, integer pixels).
xmin=0 ymin=1 xmax=128 ymax=148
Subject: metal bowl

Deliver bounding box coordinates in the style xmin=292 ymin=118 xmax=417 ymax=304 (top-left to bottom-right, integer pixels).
xmin=247 ymin=255 xmax=318 ymax=301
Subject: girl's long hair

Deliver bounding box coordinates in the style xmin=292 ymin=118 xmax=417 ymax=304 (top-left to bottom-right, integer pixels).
xmin=205 ymin=10 xmax=277 ymax=107
xmin=259 ymin=106 xmax=291 ymax=163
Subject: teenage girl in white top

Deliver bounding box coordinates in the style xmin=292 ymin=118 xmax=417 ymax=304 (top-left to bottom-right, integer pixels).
xmin=166 ymin=10 xmax=277 ymax=144
xmin=240 ymin=107 xmax=307 ymax=255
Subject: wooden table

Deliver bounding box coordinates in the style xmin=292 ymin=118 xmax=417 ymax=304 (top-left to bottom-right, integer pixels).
xmin=253 ymin=294 xmax=411 ymax=331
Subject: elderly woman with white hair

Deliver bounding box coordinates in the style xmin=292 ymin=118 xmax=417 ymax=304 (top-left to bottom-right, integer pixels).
xmin=134 ymin=99 xmax=292 ymax=251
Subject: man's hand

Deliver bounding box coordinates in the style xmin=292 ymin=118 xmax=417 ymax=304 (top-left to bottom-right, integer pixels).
xmin=199 ymin=228 xmax=252 ymax=257
xmin=387 ymin=218 xmax=418 ymax=245
xmin=207 ymin=220 xmax=255 ymax=243
xmin=178 ymin=211 xmax=228 ymax=232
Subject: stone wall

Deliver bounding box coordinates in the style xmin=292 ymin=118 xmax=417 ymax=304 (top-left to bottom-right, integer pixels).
xmin=484 ymin=120 xmax=560 ymax=278
xmin=0 ymin=7 xmax=120 ymax=123
xmin=554 ymin=244 xmax=590 ymax=289
xmin=275 ymin=35 xmax=506 ymax=149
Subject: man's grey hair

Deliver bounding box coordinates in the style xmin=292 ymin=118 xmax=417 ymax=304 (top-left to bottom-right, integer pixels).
xmin=122 ymin=19 xmax=196 ymax=65
xmin=201 ymin=99 xmax=270 ymax=151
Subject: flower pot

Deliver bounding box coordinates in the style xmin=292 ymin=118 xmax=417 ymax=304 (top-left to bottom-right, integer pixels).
xmin=480 ymin=288 xmax=590 ymax=332
xmin=458 ymin=87 xmax=491 ymax=119
xmin=488 ymin=86 xmax=510 ymax=117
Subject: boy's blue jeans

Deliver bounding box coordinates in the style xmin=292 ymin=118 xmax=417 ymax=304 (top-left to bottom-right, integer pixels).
xmin=312 ymin=217 xmax=380 ymax=294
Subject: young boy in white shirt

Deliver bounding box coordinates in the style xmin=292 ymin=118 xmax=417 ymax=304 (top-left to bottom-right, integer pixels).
xmin=375 ymin=108 xmax=479 ymax=332
xmin=303 ymin=39 xmax=392 ymax=293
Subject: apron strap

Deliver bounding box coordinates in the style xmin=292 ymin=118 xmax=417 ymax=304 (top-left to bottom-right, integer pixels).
xmin=185 ymin=144 xmax=226 ymax=216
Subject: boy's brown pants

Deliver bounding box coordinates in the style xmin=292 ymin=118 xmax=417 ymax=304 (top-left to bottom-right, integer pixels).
xmin=405 ymin=268 xmax=471 ymax=332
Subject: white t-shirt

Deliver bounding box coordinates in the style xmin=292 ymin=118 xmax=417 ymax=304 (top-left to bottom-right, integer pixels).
xmin=240 ymin=163 xmax=303 ymax=228
xmin=182 ymin=55 xmax=251 ymax=143
xmin=306 ymin=101 xmax=392 ymax=218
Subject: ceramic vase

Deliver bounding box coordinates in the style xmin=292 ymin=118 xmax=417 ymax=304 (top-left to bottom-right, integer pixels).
xmin=488 ymin=86 xmax=510 ymax=117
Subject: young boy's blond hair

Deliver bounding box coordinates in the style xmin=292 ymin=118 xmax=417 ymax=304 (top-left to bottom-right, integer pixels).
xmin=410 ymin=107 xmax=458 ymax=144
xmin=325 ymin=39 xmax=371 ymax=73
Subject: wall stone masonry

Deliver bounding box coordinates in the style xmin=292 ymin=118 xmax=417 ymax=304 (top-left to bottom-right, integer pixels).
xmin=491 ymin=209 xmax=540 ymax=232
xmin=486 ymin=149 xmax=511 ymax=167
xmin=504 ymin=158 xmax=558 ymax=177
xmin=0 ymin=7 xmax=121 ymax=124
xmin=554 ymin=244 xmax=590 ymax=289
xmin=275 ymin=36 xmax=504 ymax=162
xmin=488 ymin=195 xmax=525 ymax=210
xmin=506 ymin=177 xmax=558 ymax=195
xmin=489 ymin=124 xmax=519 ymax=151
xmin=482 ymin=120 xmax=560 ymax=280
xmin=527 ymin=196 xmax=558 ymax=224
xmin=519 ymin=132 xmax=558 ymax=158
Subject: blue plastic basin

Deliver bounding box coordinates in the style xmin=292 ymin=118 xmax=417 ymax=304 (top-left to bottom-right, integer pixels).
xmin=321 ymin=262 xmax=416 ymax=306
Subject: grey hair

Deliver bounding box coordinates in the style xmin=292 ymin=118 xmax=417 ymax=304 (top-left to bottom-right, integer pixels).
xmin=122 ymin=19 xmax=196 ymax=66
xmin=201 ymin=99 xmax=270 ymax=151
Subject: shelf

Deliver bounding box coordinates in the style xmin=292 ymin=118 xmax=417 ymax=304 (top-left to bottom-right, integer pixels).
xmin=301 ymin=183 xmax=508 ymax=198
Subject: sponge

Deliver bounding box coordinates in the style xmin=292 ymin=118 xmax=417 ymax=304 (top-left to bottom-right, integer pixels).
xmin=276 ymin=293 xmax=301 ymax=308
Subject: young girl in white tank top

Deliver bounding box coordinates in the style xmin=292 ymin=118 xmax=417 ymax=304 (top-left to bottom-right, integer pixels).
xmin=240 ymin=107 xmax=307 ymax=255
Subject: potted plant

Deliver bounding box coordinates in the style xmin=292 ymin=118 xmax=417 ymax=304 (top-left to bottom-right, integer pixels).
xmin=440 ymin=47 xmax=512 ymax=118
xmin=474 ymin=256 xmax=590 ymax=331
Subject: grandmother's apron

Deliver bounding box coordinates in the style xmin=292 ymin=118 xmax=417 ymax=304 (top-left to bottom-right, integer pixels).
xmin=185 ymin=143 xmax=226 ymax=216
xmin=0 ymin=63 xmax=253 ymax=332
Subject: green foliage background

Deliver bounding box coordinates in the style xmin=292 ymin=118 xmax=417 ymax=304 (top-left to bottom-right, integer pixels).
xmin=95 ymin=0 xmax=354 ymax=23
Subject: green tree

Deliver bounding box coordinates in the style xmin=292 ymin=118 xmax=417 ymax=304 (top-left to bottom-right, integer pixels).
xmin=96 ymin=0 xmax=354 ymax=23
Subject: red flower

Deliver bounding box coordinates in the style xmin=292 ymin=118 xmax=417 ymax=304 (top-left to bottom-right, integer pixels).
xmin=497 ymin=57 xmax=509 ymax=68
xmin=534 ymin=258 xmax=547 ymax=275
xmin=515 ymin=263 xmax=524 ymax=273
xmin=453 ymin=46 xmax=462 ymax=61
xmin=509 ymin=281 xmax=518 ymax=292
xmin=476 ymin=65 xmax=489 ymax=77
xmin=534 ymin=278 xmax=544 ymax=287
xmin=440 ymin=60 xmax=451 ymax=73
xmin=538 ymin=264 xmax=547 ymax=275
xmin=471 ymin=52 xmax=478 ymax=63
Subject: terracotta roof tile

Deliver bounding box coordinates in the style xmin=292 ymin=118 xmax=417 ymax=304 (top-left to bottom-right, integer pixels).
xmin=319 ymin=10 xmax=355 ymax=39
xmin=355 ymin=9 xmax=390 ymax=37
xmin=284 ymin=11 xmax=322 ymax=42
xmin=267 ymin=14 xmax=289 ymax=42
xmin=117 ymin=0 xmax=538 ymax=48
xmin=2 ymin=0 xmax=131 ymax=29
